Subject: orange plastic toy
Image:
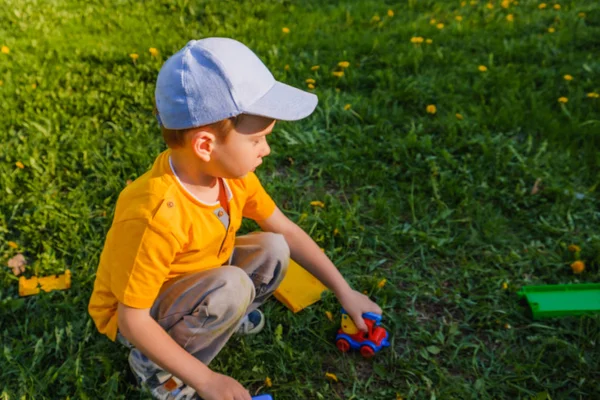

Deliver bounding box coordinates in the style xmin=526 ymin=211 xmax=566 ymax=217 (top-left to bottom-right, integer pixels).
xmin=19 ymin=270 xmax=71 ymax=297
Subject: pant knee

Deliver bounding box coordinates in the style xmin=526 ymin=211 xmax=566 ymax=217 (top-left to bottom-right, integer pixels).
xmin=212 ymin=266 xmax=255 ymax=320
xmin=258 ymin=232 xmax=290 ymax=272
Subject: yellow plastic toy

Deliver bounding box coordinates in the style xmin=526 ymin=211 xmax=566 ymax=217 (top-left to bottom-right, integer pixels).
xmin=340 ymin=313 xmax=359 ymax=334
xmin=274 ymin=259 xmax=327 ymax=313
xmin=19 ymin=270 xmax=71 ymax=297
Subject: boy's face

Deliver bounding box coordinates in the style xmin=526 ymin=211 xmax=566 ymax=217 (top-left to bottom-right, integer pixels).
xmin=211 ymin=115 xmax=275 ymax=178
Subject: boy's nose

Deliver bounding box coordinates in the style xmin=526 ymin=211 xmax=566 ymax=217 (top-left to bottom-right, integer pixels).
xmin=261 ymin=142 xmax=271 ymax=158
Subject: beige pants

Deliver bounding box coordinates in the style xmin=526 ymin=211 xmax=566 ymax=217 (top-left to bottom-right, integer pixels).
xmin=119 ymin=232 xmax=290 ymax=365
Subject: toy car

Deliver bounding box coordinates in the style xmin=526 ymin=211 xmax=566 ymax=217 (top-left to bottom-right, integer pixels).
xmin=335 ymin=309 xmax=390 ymax=358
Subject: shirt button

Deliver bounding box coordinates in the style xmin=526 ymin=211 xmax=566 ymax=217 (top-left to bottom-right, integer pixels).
xmin=218 ymin=210 xmax=224 ymax=217
xmin=167 ymin=201 xmax=174 ymax=208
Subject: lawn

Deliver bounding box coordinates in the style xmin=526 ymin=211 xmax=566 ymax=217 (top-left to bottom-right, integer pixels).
xmin=1 ymin=0 xmax=600 ymax=399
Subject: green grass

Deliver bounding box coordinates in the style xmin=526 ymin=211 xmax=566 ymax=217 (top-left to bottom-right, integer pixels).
xmin=1 ymin=0 xmax=600 ymax=398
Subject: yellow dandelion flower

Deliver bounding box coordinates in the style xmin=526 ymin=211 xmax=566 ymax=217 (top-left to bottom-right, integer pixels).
xmin=16 ymin=161 xmax=24 ymax=169
xmin=31 ymin=83 xmax=37 ymax=89
xmin=305 ymin=78 xmax=316 ymax=84
xmin=587 ymin=92 xmax=599 ymax=98
xmin=578 ymin=12 xmax=586 ymax=18
xmin=325 ymin=372 xmax=339 ymax=382
xmin=436 ymin=23 xmax=445 ymax=29
xmin=506 ymin=14 xmax=514 ymax=22
xmin=149 ymin=48 xmax=159 ymax=57
xmin=377 ymin=278 xmax=387 ymax=288
xmin=478 ymin=65 xmax=488 ymax=72
xmin=282 ymin=27 xmax=290 ymax=34
xmin=461 ymin=1 xmax=467 ymax=6
xmin=311 ymin=65 xmax=320 ymax=71
xmin=129 ymin=53 xmax=139 ymax=61
xmin=563 ymin=74 xmax=573 ymax=81
xmin=298 ymin=212 xmax=308 ymax=223
xmin=426 ymin=104 xmax=437 ymax=114
xmin=548 ymin=27 xmax=555 ymax=33
xmin=333 ymin=228 xmax=340 ymax=236
xmin=325 ymin=311 xmax=333 ymax=321
xmin=332 ymin=71 xmax=344 ymax=78
xmin=502 ymin=282 xmax=508 ymax=290
xmin=343 ymin=104 xmax=351 ymax=110
xmin=426 ymin=38 xmax=433 ymax=44
xmin=568 ymin=244 xmax=581 ymax=253
xmin=486 ymin=3 xmax=494 ymax=9
xmin=387 ymin=9 xmax=394 ymax=17
xmin=284 ymin=64 xmax=290 ymax=71
xmin=501 ymin=0 xmax=510 ymax=8
xmin=307 ymin=83 xmax=315 ymax=90
xmin=8 ymin=241 xmax=18 ymax=249
xmin=455 ymin=113 xmax=464 ymax=120
xmin=571 ymin=261 xmax=585 ymax=274
xmin=455 ymin=15 xmax=463 ymax=21
xmin=539 ymin=3 xmax=547 ymax=9
xmin=470 ymin=0 xmax=478 ymax=5
xmin=553 ymin=4 xmax=560 ymax=10
xmin=430 ymin=19 xmax=437 ymax=25
xmin=264 ymin=377 xmax=272 ymax=387
xmin=558 ymin=96 xmax=568 ymax=103
xmin=310 ymin=200 xmax=325 ymax=208
xmin=371 ymin=15 xmax=381 ymax=23
xmin=410 ymin=37 xmax=424 ymax=44
xmin=1 ymin=45 xmax=9 ymax=54
xmin=338 ymin=61 xmax=350 ymax=68
xmin=0 ymin=80 xmax=3 ymax=86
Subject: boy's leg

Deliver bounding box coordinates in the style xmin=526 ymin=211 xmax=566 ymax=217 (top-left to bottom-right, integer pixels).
xmin=122 ymin=266 xmax=255 ymax=399
xmin=149 ymin=265 xmax=255 ymax=365
xmin=229 ymin=232 xmax=290 ymax=313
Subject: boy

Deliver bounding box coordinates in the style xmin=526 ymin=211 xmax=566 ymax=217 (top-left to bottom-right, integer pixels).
xmin=88 ymin=38 xmax=382 ymax=400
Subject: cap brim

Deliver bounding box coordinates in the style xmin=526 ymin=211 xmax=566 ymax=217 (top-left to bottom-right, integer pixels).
xmin=242 ymin=81 xmax=318 ymax=121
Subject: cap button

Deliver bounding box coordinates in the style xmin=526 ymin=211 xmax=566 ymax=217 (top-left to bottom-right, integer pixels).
xmin=218 ymin=210 xmax=224 ymax=217
xmin=167 ymin=201 xmax=175 ymax=208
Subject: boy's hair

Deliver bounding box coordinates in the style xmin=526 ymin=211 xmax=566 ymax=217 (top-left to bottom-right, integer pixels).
xmin=154 ymin=104 xmax=244 ymax=148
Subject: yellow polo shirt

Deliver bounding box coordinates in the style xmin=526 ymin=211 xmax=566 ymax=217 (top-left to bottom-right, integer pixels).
xmin=88 ymin=150 xmax=276 ymax=341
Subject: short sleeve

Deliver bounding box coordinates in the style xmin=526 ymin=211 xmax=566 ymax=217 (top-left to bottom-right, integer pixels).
xmin=105 ymin=218 xmax=179 ymax=309
xmin=242 ymin=172 xmax=277 ymax=221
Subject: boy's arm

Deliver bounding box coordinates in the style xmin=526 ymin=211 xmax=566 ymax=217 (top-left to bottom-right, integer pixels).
xmin=257 ymin=208 xmax=382 ymax=331
xmin=117 ymin=303 xmax=251 ymax=400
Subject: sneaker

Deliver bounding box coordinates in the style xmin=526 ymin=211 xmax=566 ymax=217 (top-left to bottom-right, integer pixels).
xmin=236 ymin=309 xmax=265 ymax=335
xmin=128 ymin=348 xmax=199 ymax=400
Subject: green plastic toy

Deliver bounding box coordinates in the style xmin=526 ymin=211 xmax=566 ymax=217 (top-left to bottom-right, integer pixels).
xmin=518 ymin=283 xmax=600 ymax=319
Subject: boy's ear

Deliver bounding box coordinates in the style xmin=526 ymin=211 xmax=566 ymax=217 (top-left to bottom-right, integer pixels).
xmin=189 ymin=130 xmax=216 ymax=162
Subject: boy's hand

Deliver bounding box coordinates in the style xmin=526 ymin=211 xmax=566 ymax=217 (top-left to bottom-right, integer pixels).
xmin=195 ymin=371 xmax=251 ymax=400
xmin=337 ymin=289 xmax=383 ymax=332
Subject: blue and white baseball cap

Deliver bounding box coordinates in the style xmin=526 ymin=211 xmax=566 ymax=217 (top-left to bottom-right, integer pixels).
xmin=155 ymin=38 xmax=318 ymax=130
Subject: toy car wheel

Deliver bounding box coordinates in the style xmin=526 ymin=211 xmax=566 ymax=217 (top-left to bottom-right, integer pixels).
xmin=336 ymin=338 xmax=351 ymax=353
xmin=360 ymin=345 xmax=375 ymax=358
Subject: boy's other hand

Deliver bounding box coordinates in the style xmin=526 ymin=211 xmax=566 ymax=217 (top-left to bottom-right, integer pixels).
xmin=337 ymin=289 xmax=383 ymax=332
xmin=195 ymin=371 xmax=251 ymax=400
